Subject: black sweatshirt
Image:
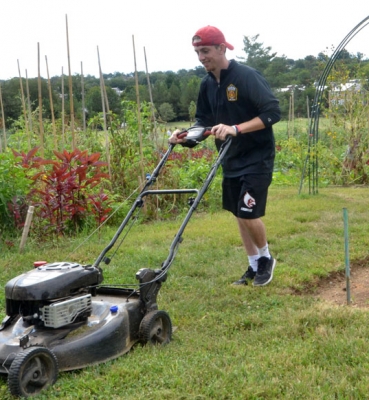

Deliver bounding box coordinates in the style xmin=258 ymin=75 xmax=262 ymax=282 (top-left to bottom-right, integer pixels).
xmin=195 ymin=59 xmax=281 ymax=177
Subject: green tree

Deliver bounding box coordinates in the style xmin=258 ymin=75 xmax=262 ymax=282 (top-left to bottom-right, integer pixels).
xmin=159 ymin=102 xmax=176 ymax=122
xmin=188 ymin=101 xmax=196 ymax=122
xmin=180 ymin=76 xmax=201 ymax=118
xmin=239 ymin=34 xmax=277 ymax=75
xmin=152 ymin=78 xmax=169 ymax=105
xmin=263 ymin=56 xmax=291 ymax=88
xmin=168 ymin=81 xmax=182 ymax=116
xmin=1 ymin=77 xmax=59 ymax=127
xmin=85 ymin=86 xmax=121 ymax=118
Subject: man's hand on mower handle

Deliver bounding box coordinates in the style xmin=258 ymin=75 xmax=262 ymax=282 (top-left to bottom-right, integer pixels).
xmin=211 ymin=124 xmax=237 ymax=140
xmin=168 ymin=129 xmax=187 ymax=144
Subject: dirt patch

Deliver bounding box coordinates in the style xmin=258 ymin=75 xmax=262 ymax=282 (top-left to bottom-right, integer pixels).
xmin=313 ymin=256 xmax=369 ymax=308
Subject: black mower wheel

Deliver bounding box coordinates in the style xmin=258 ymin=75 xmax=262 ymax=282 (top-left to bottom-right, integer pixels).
xmin=8 ymin=346 xmax=58 ymax=398
xmin=139 ymin=310 xmax=172 ymax=345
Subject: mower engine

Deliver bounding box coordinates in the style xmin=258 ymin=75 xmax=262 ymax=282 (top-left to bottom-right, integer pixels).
xmin=4 ymin=262 xmax=103 ymax=328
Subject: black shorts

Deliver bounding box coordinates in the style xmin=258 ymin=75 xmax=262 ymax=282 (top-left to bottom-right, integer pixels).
xmin=222 ymin=173 xmax=272 ymax=219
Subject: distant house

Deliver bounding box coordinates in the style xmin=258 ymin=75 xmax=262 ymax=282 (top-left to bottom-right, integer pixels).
xmin=331 ymin=79 xmax=362 ymax=92
xmin=277 ymin=84 xmax=306 ymax=93
xmin=329 ymin=79 xmax=367 ymax=106
xmin=111 ymin=87 xmax=123 ymax=96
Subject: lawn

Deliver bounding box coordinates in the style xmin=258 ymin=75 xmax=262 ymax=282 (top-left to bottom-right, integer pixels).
xmin=1 ymin=186 xmax=369 ymax=399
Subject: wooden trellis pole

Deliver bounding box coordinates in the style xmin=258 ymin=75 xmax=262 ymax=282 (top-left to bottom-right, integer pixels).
xmin=25 ymin=69 xmax=33 ymax=132
xmin=102 ymin=78 xmax=111 ymax=118
xmin=0 ymin=82 xmax=6 ymax=151
xmin=17 ymin=60 xmax=31 ymax=150
xmin=45 ymin=56 xmax=58 ymax=150
xmin=144 ymin=46 xmax=158 ymax=147
xmin=132 ymin=35 xmax=145 ymax=187
xmin=37 ymin=43 xmax=44 ymax=157
xmin=97 ymin=49 xmax=111 ymax=122
xmin=81 ymin=62 xmax=86 ymax=132
xmin=19 ymin=206 xmax=34 ymax=253
xmin=65 ymin=14 xmax=76 ymax=150
xmin=97 ymin=46 xmax=111 ymax=178
xmin=287 ymin=90 xmax=295 ymax=138
xmin=61 ymin=67 xmax=66 ymax=146
xmin=144 ymin=46 xmax=159 ymax=216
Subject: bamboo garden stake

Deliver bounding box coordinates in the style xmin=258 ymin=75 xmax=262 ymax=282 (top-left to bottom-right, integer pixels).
xmin=66 ymin=14 xmax=76 ymax=150
xmin=37 ymin=43 xmax=44 ymax=157
xmin=61 ymin=67 xmax=65 ymax=146
xmin=19 ymin=206 xmax=34 ymax=253
xmin=144 ymin=46 xmax=158 ymax=147
xmin=17 ymin=60 xmax=31 ymax=150
xmin=81 ymin=62 xmax=86 ymax=132
xmin=144 ymin=46 xmax=159 ymax=216
xmin=25 ymin=70 xmax=33 ymax=132
xmin=97 ymin=46 xmax=112 ymax=178
xmin=45 ymin=56 xmax=58 ymax=150
xmin=0 ymin=82 xmax=6 ymax=151
xmin=132 ymin=35 xmax=145 ymax=187
xmin=97 ymin=48 xmax=111 ymax=125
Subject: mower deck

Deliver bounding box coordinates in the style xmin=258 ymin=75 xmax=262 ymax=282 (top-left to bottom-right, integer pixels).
xmin=0 ymin=287 xmax=142 ymax=373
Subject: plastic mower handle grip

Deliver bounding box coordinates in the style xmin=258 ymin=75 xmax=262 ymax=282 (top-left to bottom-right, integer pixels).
xmin=177 ymin=129 xmax=189 ymax=139
xmin=177 ymin=127 xmax=212 ymax=140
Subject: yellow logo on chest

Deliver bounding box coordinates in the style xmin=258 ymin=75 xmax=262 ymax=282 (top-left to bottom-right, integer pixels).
xmin=227 ymin=84 xmax=238 ymax=101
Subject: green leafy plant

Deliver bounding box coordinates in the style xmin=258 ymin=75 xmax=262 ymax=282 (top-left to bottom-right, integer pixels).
xmin=0 ymin=151 xmax=32 ymax=234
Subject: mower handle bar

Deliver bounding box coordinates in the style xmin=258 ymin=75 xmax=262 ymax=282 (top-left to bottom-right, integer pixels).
xmin=92 ymin=127 xmax=227 ymax=270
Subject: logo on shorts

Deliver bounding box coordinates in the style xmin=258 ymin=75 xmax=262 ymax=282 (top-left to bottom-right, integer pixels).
xmin=243 ymin=192 xmax=256 ymax=208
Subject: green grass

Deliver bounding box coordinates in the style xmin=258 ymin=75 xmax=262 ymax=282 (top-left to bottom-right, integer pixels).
xmin=1 ymin=186 xmax=369 ymax=399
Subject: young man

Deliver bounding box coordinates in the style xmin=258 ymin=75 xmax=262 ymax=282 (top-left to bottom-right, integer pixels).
xmin=169 ymin=26 xmax=281 ymax=286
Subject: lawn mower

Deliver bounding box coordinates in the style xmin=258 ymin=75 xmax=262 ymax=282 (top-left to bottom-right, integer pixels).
xmin=0 ymin=126 xmax=232 ymax=398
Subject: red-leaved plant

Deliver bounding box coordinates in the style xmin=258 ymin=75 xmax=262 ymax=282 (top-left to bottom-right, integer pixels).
xmin=88 ymin=191 xmax=112 ymax=225
xmin=12 ymin=147 xmax=110 ymax=237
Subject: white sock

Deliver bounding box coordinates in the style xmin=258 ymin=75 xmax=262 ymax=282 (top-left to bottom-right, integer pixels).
xmin=258 ymin=244 xmax=271 ymax=259
xmin=248 ymin=255 xmax=259 ymax=272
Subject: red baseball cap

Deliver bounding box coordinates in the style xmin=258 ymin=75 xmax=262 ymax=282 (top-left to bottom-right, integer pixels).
xmin=192 ymin=26 xmax=234 ymax=50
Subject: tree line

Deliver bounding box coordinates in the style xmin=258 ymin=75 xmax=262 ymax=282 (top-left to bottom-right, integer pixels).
xmin=1 ymin=35 xmax=368 ymax=130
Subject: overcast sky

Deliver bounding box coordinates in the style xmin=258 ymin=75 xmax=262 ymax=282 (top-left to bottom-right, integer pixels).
xmin=1 ymin=1 xmax=368 ymax=80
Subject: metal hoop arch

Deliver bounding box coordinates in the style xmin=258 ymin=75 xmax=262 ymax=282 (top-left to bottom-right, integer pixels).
xmin=299 ymin=16 xmax=369 ymax=194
